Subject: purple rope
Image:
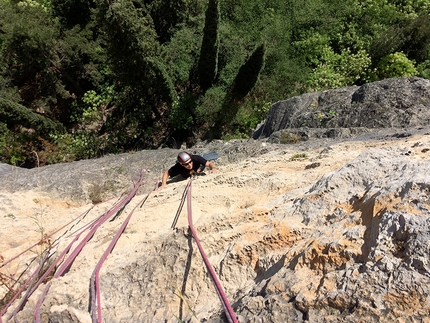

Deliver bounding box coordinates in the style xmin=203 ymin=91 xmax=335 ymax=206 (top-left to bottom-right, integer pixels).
xmin=1 ymin=260 xmax=41 ymax=320
xmin=90 ymin=179 xmax=154 ymax=323
xmin=2 ymin=209 xmax=98 ymax=320
xmin=185 ymin=180 xmax=239 ymax=323
xmin=33 ymin=223 xmax=94 ymax=323
xmin=31 ymin=207 xmax=113 ymax=322
xmin=33 ymin=281 xmax=51 ymax=322
xmin=3 ymin=174 xmax=146 ymax=322
xmin=55 ymin=184 xmax=140 ymax=278
xmin=5 ymin=249 xmax=55 ymax=322
xmin=0 ymin=206 xmax=95 ymax=269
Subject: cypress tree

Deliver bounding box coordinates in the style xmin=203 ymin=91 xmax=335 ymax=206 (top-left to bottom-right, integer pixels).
xmin=231 ymin=43 xmax=266 ymax=99
xmin=95 ymin=0 xmax=176 ymax=148
xmin=214 ymin=43 xmax=266 ymax=134
xmin=197 ymin=0 xmax=219 ymax=92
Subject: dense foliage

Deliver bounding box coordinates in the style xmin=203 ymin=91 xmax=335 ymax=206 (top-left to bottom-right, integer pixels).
xmin=1 ymin=0 xmax=430 ymax=167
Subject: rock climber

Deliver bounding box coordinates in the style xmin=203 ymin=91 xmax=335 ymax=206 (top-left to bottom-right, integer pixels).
xmin=159 ymin=151 xmax=217 ymax=190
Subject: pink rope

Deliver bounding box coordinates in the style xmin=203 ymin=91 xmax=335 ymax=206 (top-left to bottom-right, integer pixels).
xmin=2 ymin=175 xmax=239 ymax=323
xmin=1 ymin=259 xmax=42 ymax=321
xmin=185 ymin=180 xmax=239 ymax=323
xmin=54 ymin=186 xmax=139 ymax=278
xmin=1 ymin=208 xmax=98 ymax=320
xmin=33 ymin=281 xmax=51 ymax=322
xmin=6 ymin=248 xmax=60 ymax=322
xmin=33 ymin=177 xmax=146 ymax=322
xmin=1 ymin=174 xmax=146 ymax=322
xmin=0 ymin=205 xmax=95 ymax=269
xmin=90 ymin=179 xmax=154 ymax=323
xmin=32 ymin=219 xmax=98 ymax=323
xmin=7 ymin=210 xmax=105 ymax=322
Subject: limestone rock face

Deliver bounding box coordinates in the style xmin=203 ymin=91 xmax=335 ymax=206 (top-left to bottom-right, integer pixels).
xmin=256 ymin=77 xmax=430 ymax=141
xmin=2 ymin=79 xmax=430 ymax=322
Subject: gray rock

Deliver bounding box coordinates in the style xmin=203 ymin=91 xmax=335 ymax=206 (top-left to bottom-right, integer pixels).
xmin=0 ymin=163 xmax=23 ymax=175
xmin=257 ymin=77 xmax=430 ymax=141
xmin=3 ymin=77 xmax=430 ymax=323
xmin=0 ymin=140 xmax=278 ymax=202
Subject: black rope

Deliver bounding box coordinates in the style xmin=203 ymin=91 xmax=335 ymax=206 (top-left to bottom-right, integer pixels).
xmin=171 ymin=184 xmax=189 ymax=229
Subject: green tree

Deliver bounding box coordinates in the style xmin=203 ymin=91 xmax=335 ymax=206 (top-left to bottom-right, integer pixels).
xmin=231 ymin=43 xmax=266 ymax=98
xmin=369 ymin=15 xmax=430 ymax=64
xmin=399 ymin=15 xmax=430 ymax=62
xmin=0 ymin=0 xmax=105 ymax=124
xmin=307 ymin=47 xmax=371 ymax=91
xmin=95 ymin=0 xmax=175 ymax=148
xmin=0 ymin=2 xmax=61 ymax=111
xmin=213 ymin=44 xmax=265 ymax=135
xmin=144 ymin=0 xmax=200 ymax=44
xmin=51 ymin=0 xmax=94 ymax=28
xmin=3 ymin=0 xmax=430 ymax=164
xmin=95 ymin=0 xmax=158 ymax=84
xmin=197 ymin=0 xmax=219 ymax=92
xmin=0 ymin=97 xmax=65 ymax=135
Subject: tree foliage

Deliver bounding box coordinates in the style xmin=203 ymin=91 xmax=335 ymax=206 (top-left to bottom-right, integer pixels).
xmin=1 ymin=0 xmax=430 ymax=166
xmin=0 ymin=97 xmax=65 ymax=135
xmin=197 ymin=0 xmax=219 ymax=92
xmin=51 ymin=0 xmax=94 ymax=28
xmin=375 ymin=52 xmax=418 ymax=79
xmin=231 ymin=43 xmax=266 ymax=98
xmin=144 ymin=0 xmax=199 ymax=44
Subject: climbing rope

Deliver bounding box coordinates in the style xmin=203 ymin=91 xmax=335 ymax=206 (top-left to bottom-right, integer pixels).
xmin=4 ymin=253 xmax=50 ymax=323
xmin=1 ymin=206 xmax=99 ymax=321
xmin=171 ymin=183 xmax=189 ymax=229
xmin=31 ymin=212 xmax=106 ymax=323
xmin=90 ymin=181 xmax=156 ymax=323
xmin=184 ymin=179 xmax=239 ymax=323
xmin=1 ymin=172 xmax=149 ymax=323
xmin=2 ymin=173 xmax=239 ymax=323
xmin=32 ymin=174 xmax=146 ymax=322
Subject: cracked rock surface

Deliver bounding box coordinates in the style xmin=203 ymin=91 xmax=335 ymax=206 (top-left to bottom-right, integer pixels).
xmin=2 ymin=76 xmax=430 ymax=322
xmin=1 ymin=126 xmax=430 ymax=323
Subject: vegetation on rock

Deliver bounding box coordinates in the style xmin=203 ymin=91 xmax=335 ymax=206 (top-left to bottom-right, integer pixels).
xmin=1 ymin=0 xmax=430 ymax=166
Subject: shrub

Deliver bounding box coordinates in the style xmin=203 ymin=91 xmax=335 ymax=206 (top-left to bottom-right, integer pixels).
xmin=375 ymin=52 xmax=418 ymax=79
xmin=280 ymin=131 xmax=302 ymax=144
xmin=0 ymin=123 xmax=28 ymax=166
xmin=291 ymin=153 xmax=308 ymax=160
xmin=45 ymin=131 xmax=102 ymax=163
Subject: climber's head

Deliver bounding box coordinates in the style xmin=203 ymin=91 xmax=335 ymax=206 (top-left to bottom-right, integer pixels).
xmin=177 ymin=152 xmax=192 ymax=167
